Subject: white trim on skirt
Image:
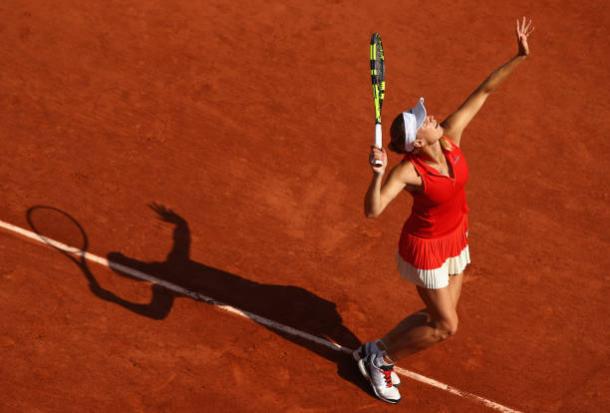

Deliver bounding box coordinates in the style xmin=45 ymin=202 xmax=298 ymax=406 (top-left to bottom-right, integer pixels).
xmin=396 ymin=244 xmax=471 ymax=289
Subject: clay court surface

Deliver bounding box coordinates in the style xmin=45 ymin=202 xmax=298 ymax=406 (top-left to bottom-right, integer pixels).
xmin=1 ymin=1 xmax=609 ymax=412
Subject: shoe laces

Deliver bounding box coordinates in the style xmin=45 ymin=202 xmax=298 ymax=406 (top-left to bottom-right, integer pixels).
xmin=381 ymin=366 xmax=394 ymax=388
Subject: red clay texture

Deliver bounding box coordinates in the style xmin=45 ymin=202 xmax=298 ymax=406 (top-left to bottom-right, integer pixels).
xmin=1 ymin=1 xmax=609 ymax=412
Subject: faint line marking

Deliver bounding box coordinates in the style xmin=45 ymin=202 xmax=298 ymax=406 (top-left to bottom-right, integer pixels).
xmin=0 ymin=218 xmax=523 ymax=413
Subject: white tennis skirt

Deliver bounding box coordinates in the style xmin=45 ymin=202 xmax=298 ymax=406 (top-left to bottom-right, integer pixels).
xmin=396 ymin=244 xmax=471 ymax=289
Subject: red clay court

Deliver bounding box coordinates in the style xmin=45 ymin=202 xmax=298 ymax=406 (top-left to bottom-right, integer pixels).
xmin=1 ymin=1 xmax=609 ymax=412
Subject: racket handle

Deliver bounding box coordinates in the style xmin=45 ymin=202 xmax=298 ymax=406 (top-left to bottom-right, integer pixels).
xmin=374 ymin=123 xmax=382 ymax=148
xmin=373 ymin=123 xmax=383 ymax=166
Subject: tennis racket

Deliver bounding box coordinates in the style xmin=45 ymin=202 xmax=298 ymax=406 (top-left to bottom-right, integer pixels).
xmin=370 ymin=32 xmax=385 ymax=166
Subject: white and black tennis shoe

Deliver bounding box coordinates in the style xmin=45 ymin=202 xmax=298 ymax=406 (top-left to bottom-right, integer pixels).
xmin=360 ymin=352 xmax=401 ymax=404
xmin=353 ymin=341 xmax=400 ymax=386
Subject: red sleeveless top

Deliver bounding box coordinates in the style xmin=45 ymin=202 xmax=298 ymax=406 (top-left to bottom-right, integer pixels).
xmin=398 ymin=138 xmax=470 ymax=269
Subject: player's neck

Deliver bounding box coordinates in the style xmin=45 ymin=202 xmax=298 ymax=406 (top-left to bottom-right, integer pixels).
xmin=421 ymin=141 xmax=444 ymax=164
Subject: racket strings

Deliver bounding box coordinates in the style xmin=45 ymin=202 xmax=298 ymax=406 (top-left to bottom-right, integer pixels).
xmin=375 ymin=39 xmax=385 ymax=106
xmin=370 ymin=33 xmax=385 ymax=124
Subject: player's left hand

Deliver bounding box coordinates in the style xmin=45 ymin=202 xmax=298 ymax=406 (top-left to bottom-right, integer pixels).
xmin=149 ymin=202 xmax=185 ymax=224
xmin=516 ymin=16 xmax=534 ymax=57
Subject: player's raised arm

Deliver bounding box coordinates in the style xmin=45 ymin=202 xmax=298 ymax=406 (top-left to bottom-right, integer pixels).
xmin=365 ymin=146 xmax=416 ymax=218
xmin=441 ymin=17 xmax=534 ymax=145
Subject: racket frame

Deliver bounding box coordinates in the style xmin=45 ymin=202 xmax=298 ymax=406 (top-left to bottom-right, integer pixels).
xmin=370 ymin=33 xmax=385 ymax=166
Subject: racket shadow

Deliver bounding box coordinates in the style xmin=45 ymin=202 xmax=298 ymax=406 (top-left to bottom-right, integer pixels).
xmin=26 ymin=204 xmax=371 ymax=394
xmin=26 ymin=205 xmax=174 ymax=319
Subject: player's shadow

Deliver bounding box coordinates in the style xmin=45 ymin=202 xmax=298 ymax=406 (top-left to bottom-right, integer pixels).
xmin=46 ymin=203 xmax=369 ymax=393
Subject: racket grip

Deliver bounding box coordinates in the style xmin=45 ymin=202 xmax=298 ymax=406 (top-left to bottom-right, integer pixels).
xmin=373 ymin=123 xmax=383 ymax=166
xmin=374 ymin=123 xmax=382 ymax=149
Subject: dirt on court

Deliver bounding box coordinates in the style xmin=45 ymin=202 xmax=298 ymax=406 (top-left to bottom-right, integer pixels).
xmin=1 ymin=1 xmax=609 ymax=412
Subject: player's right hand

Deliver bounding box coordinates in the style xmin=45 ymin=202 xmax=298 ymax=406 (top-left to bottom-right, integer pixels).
xmin=369 ymin=145 xmax=387 ymax=175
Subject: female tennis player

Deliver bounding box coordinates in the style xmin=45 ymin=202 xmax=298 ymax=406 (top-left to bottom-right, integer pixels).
xmin=354 ymin=18 xmax=534 ymax=404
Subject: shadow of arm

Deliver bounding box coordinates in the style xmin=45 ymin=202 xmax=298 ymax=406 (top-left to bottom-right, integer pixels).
xmin=86 ymin=267 xmax=174 ymax=320
xmin=149 ymin=203 xmax=191 ymax=263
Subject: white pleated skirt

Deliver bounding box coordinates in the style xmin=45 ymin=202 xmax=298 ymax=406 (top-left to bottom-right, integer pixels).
xmin=396 ymin=244 xmax=471 ymax=289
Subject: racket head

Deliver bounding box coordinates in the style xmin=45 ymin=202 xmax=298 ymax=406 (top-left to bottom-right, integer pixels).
xmin=370 ymin=32 xmax=386 ymax=123
xmin=26 ymin=205 xmax=89 ymax=263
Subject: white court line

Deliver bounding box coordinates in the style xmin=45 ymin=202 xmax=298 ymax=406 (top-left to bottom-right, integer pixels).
xmin=0 ymin=219 xmax=522 ymax=413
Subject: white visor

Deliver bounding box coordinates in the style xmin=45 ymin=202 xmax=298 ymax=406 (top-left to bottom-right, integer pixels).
xmin=402 ymin=97 xmax=427 ymax=152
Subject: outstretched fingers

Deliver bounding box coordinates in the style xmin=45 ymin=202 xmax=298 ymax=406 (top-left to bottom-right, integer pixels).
xmin=526 ymin=26 xmax=535 ymax=37
xmin=523 ymin=16 xmax=532 ymax=32
xmin=516 ymin=16 xmax=534 ymax=38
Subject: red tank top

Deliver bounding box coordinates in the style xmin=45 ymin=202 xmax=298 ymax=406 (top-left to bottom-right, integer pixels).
xmin=402 ymin=139 xmax=469 ymax=237
xmin=398 ymin=138 xmax=470 ymax=269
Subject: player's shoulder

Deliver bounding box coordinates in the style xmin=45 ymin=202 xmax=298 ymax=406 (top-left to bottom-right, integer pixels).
xmin=391 ymin=157 xmax=421 ymax=186
xmin=442 ymin=135 xmax=461 ymax=150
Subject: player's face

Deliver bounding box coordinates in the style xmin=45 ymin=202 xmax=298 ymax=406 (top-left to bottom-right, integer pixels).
xmin=415 ymin=115 xmax=443 ymax=146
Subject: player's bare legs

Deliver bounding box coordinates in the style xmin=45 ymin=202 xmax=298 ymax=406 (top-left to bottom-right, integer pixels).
xmin=379 ymin=282 xmax=459 ymax=362
xmin=448 ymin=271 xmax=464 ymax=310
xmin=415 ymin=271 xmax=463 ymax=314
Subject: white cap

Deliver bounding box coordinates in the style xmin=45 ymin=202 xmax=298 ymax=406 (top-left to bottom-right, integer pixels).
xmin=402 ymin=97 xmax=427 ymax=152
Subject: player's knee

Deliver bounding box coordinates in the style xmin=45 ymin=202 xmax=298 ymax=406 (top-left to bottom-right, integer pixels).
xmin=446 ymin=317 xmax=459 ymax=336
xmin=438 ymin=315 xmax=459 ymax=338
